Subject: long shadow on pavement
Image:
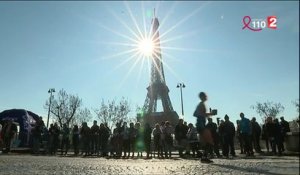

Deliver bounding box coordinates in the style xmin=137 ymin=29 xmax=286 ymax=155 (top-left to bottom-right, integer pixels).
xmin=210 ymin=163 xmax=282 ymax=175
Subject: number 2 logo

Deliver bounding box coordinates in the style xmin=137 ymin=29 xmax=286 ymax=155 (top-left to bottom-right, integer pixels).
xmin=268 ymin=16 xmax=277 ymax=29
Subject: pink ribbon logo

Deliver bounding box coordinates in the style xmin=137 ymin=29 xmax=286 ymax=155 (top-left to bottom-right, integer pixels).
xmin=242 ymin=16 xmax=262 ymax=32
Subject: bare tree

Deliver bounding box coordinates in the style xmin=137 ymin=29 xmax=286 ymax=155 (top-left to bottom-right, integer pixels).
xmin=251 ymin=101 xmax=284 ymax=122
xmin=116 ymin=97 xmax=131 ymax=122
xmin=292 ymin=99 xmax=300 ymax=125
xmin=73 ymin=108 xmax=93 ymax=125
xmin=94 ymin=98 xmax=131 ymax=130
xmin=45 ymin=89 xmax=82 ymax=128
xmin=94 ymin=99 xmax=111 ymax=126
xmin=292 ymin=99 xmax=299 ymax=114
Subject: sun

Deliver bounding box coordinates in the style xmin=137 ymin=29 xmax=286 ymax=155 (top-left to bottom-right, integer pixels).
xmin=138 ymin=38 xmax=154 ymax=56
xmin=96 ymin=2 xmax=207 ymax=88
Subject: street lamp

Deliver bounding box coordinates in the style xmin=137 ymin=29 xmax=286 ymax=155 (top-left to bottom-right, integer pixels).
xmin=47 ymin=88 xmax=55 ymax=128
xmin=176 ymin=83 xmax=185 ymax=119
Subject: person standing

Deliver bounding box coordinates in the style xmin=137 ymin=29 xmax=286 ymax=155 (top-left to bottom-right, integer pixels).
xmin=48 ymin=124 xmax=54 ymax=154
xmin=265 ymin=117 xmax=276 ymax=154
xmin=160 ymin=121 xmax=166 ymax=158
xmin=239 ymin=113 xmax=253 ymax=156
xmin=193 ymin=92 xmax=216 ymax=163
xmin=280 ymin=117 xmax=290 ymax=133
xmin=144 ymin=123 xmax=152 ymax=159
xmin=111 ymin=123 xmax=119 ymax=157
xmin=262 ymin=120 xmax=271 ymax=153
xmin=175 ymin=119 xmax=187 ymax=158
xmin=61 ymin=123 xmax=70 ymax=155
xmin=251 ymin=117 xmax=262 ymax=153
xmin=121 ymin=122 xmax=130 ymax=158
xmin=128 ymin=122 xmax=136 ymax=158
xmin=274 ymin=118 xmax=284 ymax=155
xmin=135 ymin=122 xmax=144 ymax=157
xmin=220 ymin=115 xmax=236 ymax=158
xmin=80 ymin=122 xmax=91 ymax=156
xmin=186 ymin=123 xmax=198 ymax=157
xmin=163 ymin=121 xmax=173 ymax=158
xmin=236 ymin=120 xmax=244 ymax=154
xmin=99 ymin=123 xmax=110 ymax=156
xmin=113 ymin=122 xmax=123 ymax=158
xmin=1 ymin=120 xmax=17 ymax=153
xmin=49 ymin=123 xmax=60 ymax=155
xmin=32 ymin=119 xmax=43 ymax=155
xmin=280 ymin=116 xmax=290 ymax=152
xmin=72 ymin=125 xmax=80 ymax=156
xmin=183 ymin=122 xmax=189 ymax=155
xmin=152 ymin=123 xmax=162 ymax=158
xmin=206 ymin=118 xmax=221 ymax=158
xmin=90 ymin=120 xmax=100 ymax=155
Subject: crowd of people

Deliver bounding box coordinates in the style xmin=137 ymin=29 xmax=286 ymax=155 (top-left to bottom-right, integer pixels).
xmin=0 ymin=92 xmax=292 ymax=163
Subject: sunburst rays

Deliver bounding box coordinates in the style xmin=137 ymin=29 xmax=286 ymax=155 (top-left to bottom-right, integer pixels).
xmin=88 ymin=2 xmax=210 ymax=91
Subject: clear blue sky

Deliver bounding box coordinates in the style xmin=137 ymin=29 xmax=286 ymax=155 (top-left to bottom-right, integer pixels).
xmin=0 ymin=1 xmax=299 ymax=125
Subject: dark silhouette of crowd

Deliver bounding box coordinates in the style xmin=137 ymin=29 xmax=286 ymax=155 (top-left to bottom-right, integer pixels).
xmin=0 ymin=115 xmax=292 ymax=160
xmin=0 ymin=116 xmax=291 ymax=161
xmin=0 ymin=92 xmax=292 ymax=164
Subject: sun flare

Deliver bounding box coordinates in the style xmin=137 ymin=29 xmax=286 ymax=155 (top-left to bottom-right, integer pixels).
xmin=97 ymin=2 xmax=207 ymax=89
xmin=138 ymin=38 xmax=154 ymax=56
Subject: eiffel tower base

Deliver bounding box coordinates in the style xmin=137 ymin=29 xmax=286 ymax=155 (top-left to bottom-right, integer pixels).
xmin=141 ymin=111 xmax=179 ymax=127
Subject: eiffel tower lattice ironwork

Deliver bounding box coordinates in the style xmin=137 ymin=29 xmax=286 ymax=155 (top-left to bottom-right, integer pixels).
xmin=142 ymin=10 xmax=179 ymax=126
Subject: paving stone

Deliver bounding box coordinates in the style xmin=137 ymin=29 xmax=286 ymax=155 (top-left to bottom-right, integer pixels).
xmin=0 ymin=154 xmax=298 ymax=175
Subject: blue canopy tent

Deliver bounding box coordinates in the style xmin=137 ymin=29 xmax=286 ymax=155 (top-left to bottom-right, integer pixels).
xmin=0 ymin=109 xmax=40 ymax=147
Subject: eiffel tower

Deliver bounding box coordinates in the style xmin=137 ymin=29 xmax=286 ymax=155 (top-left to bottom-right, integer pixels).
xmin=142 ymin=11 xmax=179 ymax=127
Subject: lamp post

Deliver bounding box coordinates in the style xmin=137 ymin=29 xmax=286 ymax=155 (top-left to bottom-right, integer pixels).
xmin=47 ymin=88 xmax=55 ymax=128
xmin=176 ymin=83 xmax=185 ymax=119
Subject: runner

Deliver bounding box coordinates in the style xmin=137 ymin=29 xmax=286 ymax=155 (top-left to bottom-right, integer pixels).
xmin=193 ymin=92 xmax=216 ymax=163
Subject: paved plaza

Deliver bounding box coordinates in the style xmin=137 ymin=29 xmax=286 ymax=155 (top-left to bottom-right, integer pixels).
xmin=0 ymin=154 xmax=299 ymax=175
